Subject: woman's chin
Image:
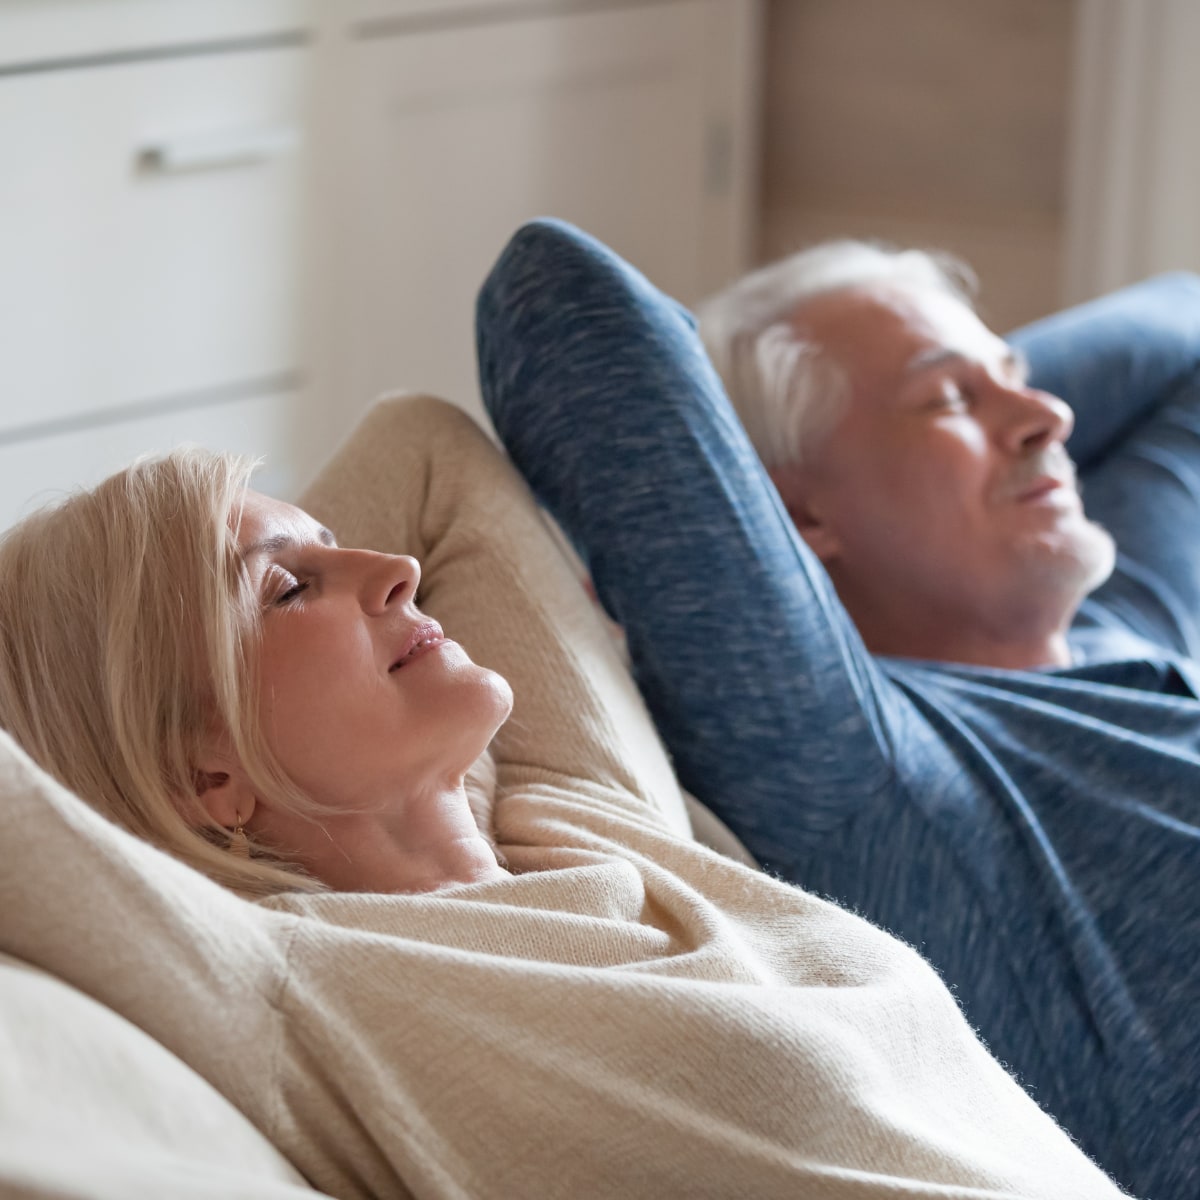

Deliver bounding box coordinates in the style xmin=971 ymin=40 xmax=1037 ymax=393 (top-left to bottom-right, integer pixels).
xmin=434 ymin=650 xmax=513 ymax=717
xmin=447 ymin=662 xmax=514 ymax=749
xmin=479 ymin=667 xmax=515 ymax=731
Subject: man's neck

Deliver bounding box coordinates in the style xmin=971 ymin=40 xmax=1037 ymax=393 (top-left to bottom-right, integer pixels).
xmin=837 ymin=578 xmax=1078 ymax=670
xmin=860 ymin=621 xmax=1074 ymax=670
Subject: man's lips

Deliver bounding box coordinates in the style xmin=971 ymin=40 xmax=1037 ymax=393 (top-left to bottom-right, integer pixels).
xmin=1015 ymin=476 xmax=1065 ymax=503
xmin=389 ymin=621 xmax=446 ymax=671
xmin=997 ymin=450 xmax=1079 ymax=505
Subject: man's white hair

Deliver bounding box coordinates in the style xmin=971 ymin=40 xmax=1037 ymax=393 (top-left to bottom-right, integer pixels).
xmin=697 ymin=240 xmax=978 ymax=468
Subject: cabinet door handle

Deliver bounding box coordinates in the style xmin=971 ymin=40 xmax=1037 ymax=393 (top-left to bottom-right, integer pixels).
xmin=137 ymin=127 xmax=300 ymax=174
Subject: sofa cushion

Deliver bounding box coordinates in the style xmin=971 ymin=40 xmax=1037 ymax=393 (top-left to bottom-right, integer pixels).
xmin=0 ymin=952 xmax=323 ymax=1199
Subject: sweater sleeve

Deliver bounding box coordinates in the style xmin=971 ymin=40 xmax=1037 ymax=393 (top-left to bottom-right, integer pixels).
xmin=475 ymin=220 xmax=907 ymax=873
xmin=298 ymin=394 xmax=692 ymax=839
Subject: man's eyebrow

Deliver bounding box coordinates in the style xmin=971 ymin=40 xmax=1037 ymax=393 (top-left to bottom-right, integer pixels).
xmin=904 ymin=345 xmax=1030 ymax=380
xmin=904 ymin=347 xmax=966 ymax=376
xmin=242 ymin=526 xmax=337 ymax=560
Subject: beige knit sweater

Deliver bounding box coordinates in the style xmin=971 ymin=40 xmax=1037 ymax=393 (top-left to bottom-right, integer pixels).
xmin=0 ymin=397 xmax=1123 ymax=1199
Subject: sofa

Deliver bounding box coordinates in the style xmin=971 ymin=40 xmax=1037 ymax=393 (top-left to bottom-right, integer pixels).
xmin=0 ymin=751 xmax=750 ymax=1199
xmin=0 ymin=942 xmax=326 ymax=1197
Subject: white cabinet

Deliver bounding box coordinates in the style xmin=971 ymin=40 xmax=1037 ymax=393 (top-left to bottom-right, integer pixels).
xmin=0 ymin=0 xmax=761 ymax=526
xmin=0 ymin=4 xmax=316 ymax=524
xmin=316 ymin=0 xmax=759 ymax=445
xmin=0 ymin=47 xmax=310 ymax=432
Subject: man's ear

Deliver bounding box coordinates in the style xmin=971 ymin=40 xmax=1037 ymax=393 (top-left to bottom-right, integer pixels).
xmin=191 ymin=735 xmax=257 ymax=830
xmin=768 ymin=463 xmax=841 ymax=564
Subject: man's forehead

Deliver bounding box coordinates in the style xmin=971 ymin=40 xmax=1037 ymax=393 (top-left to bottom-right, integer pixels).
xmin=790 ymin=282 xmax=1008 ymax=382
xmin=792 ymin=280 xmax=978 ymax=337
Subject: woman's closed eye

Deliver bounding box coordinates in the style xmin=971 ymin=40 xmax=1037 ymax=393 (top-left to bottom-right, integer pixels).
xmin=277 ymin=580 xmax=308 ymax=605
xmin=265 ymin=568 xmax=309 ymax=607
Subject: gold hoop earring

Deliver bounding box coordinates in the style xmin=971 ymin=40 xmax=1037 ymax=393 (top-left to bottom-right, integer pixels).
xmin=229 ymin=814 xmax=250 ymax=858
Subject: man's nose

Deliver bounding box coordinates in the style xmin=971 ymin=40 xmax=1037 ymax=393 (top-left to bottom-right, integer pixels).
xmin=997 ymin=384 xmax=1074 ymax=453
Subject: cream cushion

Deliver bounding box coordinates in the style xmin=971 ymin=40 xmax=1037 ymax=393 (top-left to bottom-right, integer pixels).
xmin=0 ymin=951 xmax=322 ymax=1198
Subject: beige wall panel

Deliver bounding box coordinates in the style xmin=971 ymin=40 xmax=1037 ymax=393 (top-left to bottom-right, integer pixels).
xmin=761 ymin=205 xmax=1063 ymax=333
xmin=758 ymin=0 xmax=1076 ymax=326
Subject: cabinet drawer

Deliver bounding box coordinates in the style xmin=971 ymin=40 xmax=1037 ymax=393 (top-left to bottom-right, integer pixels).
xmin=0 ymin=46 xmax=310 ymax=436
xmin=0 ymin=387 xmax=300 ymax=531
xmin=0 ymin=1 xmax=312 ymax=69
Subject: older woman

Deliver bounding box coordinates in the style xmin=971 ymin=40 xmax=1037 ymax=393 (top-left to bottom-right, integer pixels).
xmin=0 ymin=397 xmax=1121 ymax=1188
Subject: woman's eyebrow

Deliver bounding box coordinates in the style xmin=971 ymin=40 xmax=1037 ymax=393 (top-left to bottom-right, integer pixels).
xmin=243 ymin=526 xmax=337 ymax=561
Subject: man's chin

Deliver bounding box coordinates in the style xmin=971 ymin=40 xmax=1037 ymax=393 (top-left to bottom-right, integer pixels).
xmin=1080 ymin=521 xmax=1118 ymax=594
xmin=1024 ymin=518 xmax=1116 ymax=599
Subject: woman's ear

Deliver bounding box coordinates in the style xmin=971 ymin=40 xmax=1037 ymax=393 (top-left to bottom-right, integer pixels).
xmin=191 ymin=735 xmax=257 ymax=829
xmin=768 ymin=463 xmax=841 ymax=564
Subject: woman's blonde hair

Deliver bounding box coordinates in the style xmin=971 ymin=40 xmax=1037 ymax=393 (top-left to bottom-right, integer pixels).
xmin=0 ymin=448 xmax=327 ymax=897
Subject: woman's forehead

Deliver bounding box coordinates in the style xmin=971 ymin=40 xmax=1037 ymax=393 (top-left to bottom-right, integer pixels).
xmin=235 ymin=491 xmax=336 ymax=557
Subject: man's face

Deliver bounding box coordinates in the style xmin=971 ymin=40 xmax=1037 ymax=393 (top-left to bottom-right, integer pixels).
xmin=777 ymin=283 xmax=1114 ymax=655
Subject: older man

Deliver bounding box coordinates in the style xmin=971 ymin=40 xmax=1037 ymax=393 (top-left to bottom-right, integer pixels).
xmin=698 ymin=242 xmax=1120 ymax=670
xmin=477 ymin=220 xmax=1200 ymax=1200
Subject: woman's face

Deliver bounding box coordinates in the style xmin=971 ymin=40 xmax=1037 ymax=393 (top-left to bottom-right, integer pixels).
xmin=229 ymin=490 xmax=513 ymax=887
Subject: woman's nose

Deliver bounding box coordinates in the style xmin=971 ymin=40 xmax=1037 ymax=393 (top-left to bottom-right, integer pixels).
xmin=363 ymin=552 xmax=421 ymax=612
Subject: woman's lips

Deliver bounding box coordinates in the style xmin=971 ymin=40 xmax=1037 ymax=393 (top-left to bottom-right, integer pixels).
xmin=389 ymin=621 xmax=446 ymax=671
